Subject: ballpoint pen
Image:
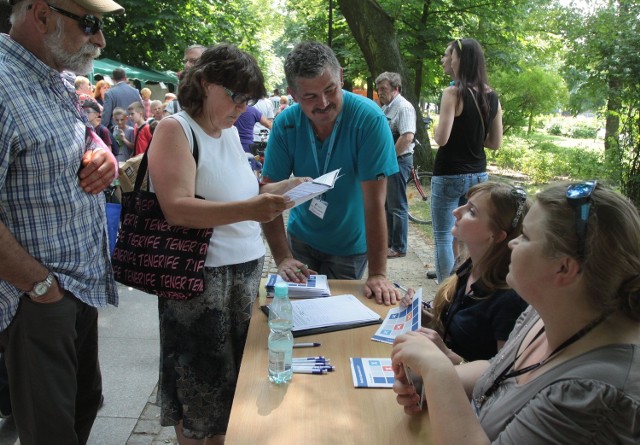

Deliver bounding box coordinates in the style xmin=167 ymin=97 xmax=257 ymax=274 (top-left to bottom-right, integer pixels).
xmin=292 ymin=368 xmax=327 ymax=375
xmin=292 ymin=365 xmax=335 ymax=372
xmin=293 ymin=342 xmax=321 ymax=348
xmin=393 ymin=282 xmax=408 ymax=293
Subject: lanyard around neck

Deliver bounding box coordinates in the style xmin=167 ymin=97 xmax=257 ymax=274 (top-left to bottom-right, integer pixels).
xmin=474 ymin=311 xmax=610 ymax=409
xmin=307 ymin=114 xmax=341 ymax=177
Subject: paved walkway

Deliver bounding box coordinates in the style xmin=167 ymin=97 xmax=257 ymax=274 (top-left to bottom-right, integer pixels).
xmin=0 ymin=223 xmax=437 ymax=444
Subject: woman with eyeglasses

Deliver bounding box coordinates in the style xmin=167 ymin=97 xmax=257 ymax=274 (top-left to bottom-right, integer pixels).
xmin=431 ymin=38 xmax=503 ymax=284
xmin=147 ymin=44 xmax=302 ymax=444
xmin=392 ymin=181 xmax=640 ymax=443
xmin=402 ymin=182 xmax=530 ymax=364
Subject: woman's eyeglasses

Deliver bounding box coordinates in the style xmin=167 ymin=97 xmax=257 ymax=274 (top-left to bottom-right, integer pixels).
xmin=222 ymin=86 xmax=256 ymax=107
xmin=456 ymin=39 xmax=463 ymax=51
xmin=511 ymin=186 xmax=527 ymax=228
xmin=566 ymin=180 xmax=597 ymax=259
xmin=47 ymin=4 xmax=103 ymax=36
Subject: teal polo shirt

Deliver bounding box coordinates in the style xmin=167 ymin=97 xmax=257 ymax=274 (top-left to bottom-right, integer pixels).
xmin=263 ymin=90 xmax=398 ymax=256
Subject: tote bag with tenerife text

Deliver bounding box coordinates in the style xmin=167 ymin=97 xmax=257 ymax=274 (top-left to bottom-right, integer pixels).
xmin=111 ymin=126 xmax=213 ymax=300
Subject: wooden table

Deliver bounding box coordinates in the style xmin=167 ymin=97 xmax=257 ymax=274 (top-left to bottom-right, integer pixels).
xmin=226 ymin=280 xmax=433 ymax=444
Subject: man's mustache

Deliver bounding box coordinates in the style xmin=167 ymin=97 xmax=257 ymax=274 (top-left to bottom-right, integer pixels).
xmin=312 ymin=104 xmax=336 ymax=114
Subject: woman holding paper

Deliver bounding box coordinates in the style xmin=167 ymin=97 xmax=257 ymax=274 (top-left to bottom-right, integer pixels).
xmin=402 ymin=181 xmax=530 ymax=363
xmin=392 ymin=181 xmax=640 ymax=443
xmin=148 ymin=44 xmax=303 ymax=444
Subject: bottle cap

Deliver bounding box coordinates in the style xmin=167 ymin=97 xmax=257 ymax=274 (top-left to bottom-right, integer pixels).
xmin=274 ymin=282 xmax=288 ymax=298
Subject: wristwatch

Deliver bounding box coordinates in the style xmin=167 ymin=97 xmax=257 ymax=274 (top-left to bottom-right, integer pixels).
xmin=27 ymin=272 xmax=55 ymax=298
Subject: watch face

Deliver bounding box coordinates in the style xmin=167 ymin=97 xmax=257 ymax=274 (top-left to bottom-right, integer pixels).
xmin=34 ymin=283 xmax=48 ymax=296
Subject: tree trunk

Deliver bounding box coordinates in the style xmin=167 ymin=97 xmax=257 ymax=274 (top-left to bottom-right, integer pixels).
xmin=337 ymin=0 xmax=433 ymax=170
xmin=604 ymin=75 xmax=621 ymax=153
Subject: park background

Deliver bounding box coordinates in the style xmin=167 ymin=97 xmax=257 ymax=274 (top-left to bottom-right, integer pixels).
xmin=1 ymin=0 xmax=638 ymax=211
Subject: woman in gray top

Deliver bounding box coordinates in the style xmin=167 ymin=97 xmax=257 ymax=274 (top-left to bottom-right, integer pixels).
xmin=391 ymin=181 xmax=640 ymax=444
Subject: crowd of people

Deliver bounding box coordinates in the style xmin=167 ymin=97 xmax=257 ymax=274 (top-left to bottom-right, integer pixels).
xmin=0 ymin=0 xmax=638 ymax=444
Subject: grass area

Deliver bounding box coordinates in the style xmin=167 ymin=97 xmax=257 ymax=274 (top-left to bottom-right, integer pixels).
xmin=409 ymin=115 xmax=608 ymax=243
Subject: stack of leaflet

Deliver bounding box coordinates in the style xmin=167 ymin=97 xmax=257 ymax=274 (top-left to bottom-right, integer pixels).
xmin=265 ymin=274 xmax=331 ymax=299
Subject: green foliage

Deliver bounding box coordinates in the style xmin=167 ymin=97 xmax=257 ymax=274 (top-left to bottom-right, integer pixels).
xmin=487 ymin=132 xmax=608 ymax=185
xmin=102 ymin=0 xmax=272 ymax=73
xmin=492 ymin=65 xmax=569 ymax=134
xmin=542 ymin=116 xmax=600 ymax=139
xmin=548 ymin=123 xmax=562 ymax=136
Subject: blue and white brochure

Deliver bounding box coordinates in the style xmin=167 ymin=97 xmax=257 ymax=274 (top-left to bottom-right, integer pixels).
xmin=350 ymin=358 xmax=395 ymax=388
xmin=371 ymin=288 xmax=422 ymax=344
xmin=265 ymin=274 xmax=331 ymax=298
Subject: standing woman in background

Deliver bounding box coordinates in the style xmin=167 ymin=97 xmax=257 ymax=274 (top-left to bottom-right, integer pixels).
xmin=94 ymin=79 xmax=110 ymax=106
xmin=431 ymin=38 xmax=503 ymax=283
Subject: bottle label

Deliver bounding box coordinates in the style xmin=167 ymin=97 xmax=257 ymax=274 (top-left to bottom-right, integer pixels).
xmin=269 ymin=350 xmax=287 ymax=372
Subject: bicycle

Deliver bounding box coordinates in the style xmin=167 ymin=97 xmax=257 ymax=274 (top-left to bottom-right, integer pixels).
xmin=249 ymin=129 xmax=269 ymax=177
xmin=406 ymin=140 xmax=432 ymax=225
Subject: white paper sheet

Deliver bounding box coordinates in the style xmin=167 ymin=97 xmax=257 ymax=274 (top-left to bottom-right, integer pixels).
xmin=284 ymin=169 xmax=341 ymax=207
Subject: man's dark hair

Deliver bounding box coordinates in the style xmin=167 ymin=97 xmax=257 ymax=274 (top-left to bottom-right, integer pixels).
xmin=178 ymin=43 xmax=266 ymax=118
xmin=112 ymin=69 xmax=126 ymax=82
xmin=284 ymin=41 xmax=341 ymax=92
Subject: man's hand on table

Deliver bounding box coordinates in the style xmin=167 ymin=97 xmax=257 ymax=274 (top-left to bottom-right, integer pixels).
xmin=277 ymin=257 xmax=317 ymax=283
xmin=364 ymin=274 xmax=402 ymax=305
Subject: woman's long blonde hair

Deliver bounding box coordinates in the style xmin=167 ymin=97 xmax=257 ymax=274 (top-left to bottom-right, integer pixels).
xmin=430 ymin=182 xmax=530 ymax=332
xmin=94 ymin=80 xmax=109 ymax=101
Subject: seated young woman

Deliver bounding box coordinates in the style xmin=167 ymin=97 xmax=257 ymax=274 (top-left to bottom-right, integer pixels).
xmin=402 ymin=181 xmax=530 ymax=363
xmin=392 ymin=181 xmax=640 ymax=443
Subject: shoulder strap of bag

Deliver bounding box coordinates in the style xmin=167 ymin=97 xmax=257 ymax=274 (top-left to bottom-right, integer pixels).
xmin=468 ymin=88 xmax=485 ymax=138
xmin=134 ymin=124 xmax=199 ymax=191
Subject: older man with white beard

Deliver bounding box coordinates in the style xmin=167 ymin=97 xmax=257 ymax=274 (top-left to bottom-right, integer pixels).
xmin=0 ymin=0 xmax=122 ymax=443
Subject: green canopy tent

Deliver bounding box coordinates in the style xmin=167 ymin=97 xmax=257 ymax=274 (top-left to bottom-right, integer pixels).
xmin=91 ymin=58 xmax=178 ymax=94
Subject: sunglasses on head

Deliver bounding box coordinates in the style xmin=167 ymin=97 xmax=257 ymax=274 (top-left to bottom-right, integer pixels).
xmin=221 ymin=86 xmax=256 ymax=107
xmin=566 ymin=180 xmax=597 ymax=259
xmin=44 ymin=3 xmax=103 ymax=36
xmin=510 ymin=186 xmax=527 ymax=228
xmin=455 ymin=39 xmax=463 ymax=51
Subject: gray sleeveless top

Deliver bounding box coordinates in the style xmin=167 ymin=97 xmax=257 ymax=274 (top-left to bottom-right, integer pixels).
xmin=473 ymin=307 xmax=640 ymax=444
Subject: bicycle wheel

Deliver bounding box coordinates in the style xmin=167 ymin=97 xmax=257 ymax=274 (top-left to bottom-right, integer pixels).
xmin=407 ymin=171 xmax=432 ymax=225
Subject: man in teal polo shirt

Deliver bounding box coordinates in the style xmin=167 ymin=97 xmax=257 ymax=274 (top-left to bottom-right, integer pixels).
xmin=261 ymin=41 xmax=402 ymax=305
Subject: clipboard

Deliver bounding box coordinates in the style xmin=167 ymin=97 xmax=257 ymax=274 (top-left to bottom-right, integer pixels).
xmin=260 ymin=294 xmax=383 ymax=337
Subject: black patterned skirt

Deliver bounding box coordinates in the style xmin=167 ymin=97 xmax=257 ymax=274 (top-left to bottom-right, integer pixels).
xmin=156 ymin=257 xmax=264 ymax=439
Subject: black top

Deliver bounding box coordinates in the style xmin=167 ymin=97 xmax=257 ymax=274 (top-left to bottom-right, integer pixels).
xmin=433 ymin=89 xmax=499 ymax=175
xmin=441 ymin=259 xmax=528 ymax=361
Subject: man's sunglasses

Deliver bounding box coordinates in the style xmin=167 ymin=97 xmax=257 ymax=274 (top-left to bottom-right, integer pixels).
xmin=566 ymin=180 xmax=597 ymax=259
xmin=46 ymin=4 xmax=103 ymax=36
xmin=222 ymin=86 xmax=256 ymax=107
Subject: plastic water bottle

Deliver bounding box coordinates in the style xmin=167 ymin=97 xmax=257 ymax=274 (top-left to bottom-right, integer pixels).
xmin=268 ymin=282 xmax=293 ymax=384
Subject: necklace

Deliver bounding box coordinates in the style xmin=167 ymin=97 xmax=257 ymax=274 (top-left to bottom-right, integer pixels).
xmin=474 ymin=311 xmax=610 ymax=409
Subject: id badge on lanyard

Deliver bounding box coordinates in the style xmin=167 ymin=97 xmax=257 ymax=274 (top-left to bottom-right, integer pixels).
xmin=308 ymin=116 xmax=341 ymax=220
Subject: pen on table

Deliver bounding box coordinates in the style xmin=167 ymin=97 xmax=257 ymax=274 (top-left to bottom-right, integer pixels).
xmin=291 ymin=356 xmax=325 ymax=361
xmin=292 ymin=360 xmax=330 ymax=365
xmin=292 ymin=365 xmax=334 ymax=370
xmin=292 ymin=365 xmax=335 ymax=372
xmin=293 ymin=368 xmax=327 ymax=375
xmin=292 ymin=360 xmax=329 ymax=363
xmin=293 ymin=342 xmax=321 ymax=348
xmin=393 ymin=282 xmax=408 ymax=293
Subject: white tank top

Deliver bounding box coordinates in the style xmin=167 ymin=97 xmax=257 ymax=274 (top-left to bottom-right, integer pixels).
xmin=170 ymin=112 xmax=265 ymax=267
